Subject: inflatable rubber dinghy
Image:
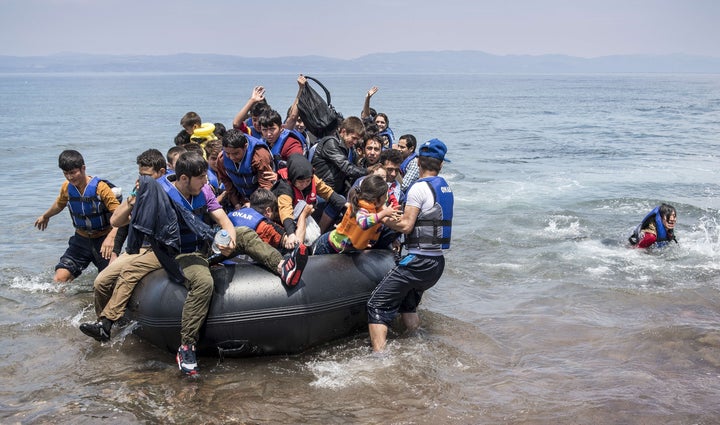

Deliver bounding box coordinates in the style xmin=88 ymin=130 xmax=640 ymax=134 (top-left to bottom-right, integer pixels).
xmin=124 ymin=250 xmax=395 ymax=357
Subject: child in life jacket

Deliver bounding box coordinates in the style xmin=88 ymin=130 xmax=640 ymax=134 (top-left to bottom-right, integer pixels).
xmin=312 ymin=174 xmax=400 ymax=255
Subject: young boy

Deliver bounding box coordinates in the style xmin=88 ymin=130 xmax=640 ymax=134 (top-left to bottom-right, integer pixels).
xmin=166 ymin=145 xmax=187 ymax=177
xmin=35 ymin=150 xmax=120 ymax=282
xmin=258 ymin=109 xmax=307 ymax=169
xmin=180 ymin=111 xmax=202 ymax=136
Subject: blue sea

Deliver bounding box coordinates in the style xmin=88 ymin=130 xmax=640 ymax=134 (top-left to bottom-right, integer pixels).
xmin=1 ymin=72 xmax=720 ymax=424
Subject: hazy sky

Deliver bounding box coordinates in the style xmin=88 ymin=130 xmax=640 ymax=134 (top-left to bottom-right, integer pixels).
xmin=2 ymin=0 xmax=719 ymax=59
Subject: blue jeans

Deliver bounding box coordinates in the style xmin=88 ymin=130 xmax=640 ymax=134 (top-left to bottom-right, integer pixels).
xmin=311 ymin=232 xmax=340 ymax=255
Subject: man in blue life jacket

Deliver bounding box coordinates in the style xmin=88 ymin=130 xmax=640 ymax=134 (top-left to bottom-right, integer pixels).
xmin=366 ymin=138 xmax=453 ymax=353
xmin=258 ymin=109 xmax=307 ymax=169
xmin=215 ymin=128 xmax=275 ymax=210
xmin=35 ymin=150 xmax=120 ymax=282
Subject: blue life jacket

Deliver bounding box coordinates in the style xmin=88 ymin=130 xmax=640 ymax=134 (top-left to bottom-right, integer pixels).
xmin=405 ymin=176 xmax=453 ymax=250
xmin=379 ymin=128 xmax=395 ymax=149
xmin=629 ymin=206 xmax=675 ymax=248
xmin=222 ymin=135 xmax=270 ymax=198
xmin=164 ymin=183 xmax=210 ymax=253
xmin=156 ymin=175 xmax=175 ymax=192
xmin=207 ymin=167 xmax=224 ymax=193
xmin=67 ymin=177 xmax=120 ymax=233
xmin=244 ymin=117 xmax=263 ymax=139
xmin=269 ymin=129 xmax=308 ymax=169
xmin=400 ymin=152 xmax=417 ymax=174
xmin=228 ymin=207 xmax=265 ymax=231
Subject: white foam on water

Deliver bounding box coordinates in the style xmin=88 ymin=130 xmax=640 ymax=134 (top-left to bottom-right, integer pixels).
xmin=542 ymin=215 xmax=584 ymax=239
xmin=10 ymin=275 xmax=61 ymax=294
xmin=306 ymin=344 xmax=400 ymax=389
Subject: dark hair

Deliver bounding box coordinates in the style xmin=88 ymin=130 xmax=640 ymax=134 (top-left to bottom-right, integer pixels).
xmin=213 ymin=122 xmax=226 ymax=141
xmin=258 ymin=110 xmax=283 ymax=128
xmin=379 ymin=148 xmax=403 ymax=166
xmin=398 ymin=134 xmax=416 ymax=151
xmin=174 ymin=130 xmax=191 ymax=146
xmin=166 ymin=146 xmax=187 ymax=164
xmin=175 ymin=152 xmax=208 ymax=178
xmin=180 ymin=111 xmax=201 ymax=129
xmin=250 ymin=188 xmax=278 ymax=214
xmin=204 ymin=139 xmax=223 ymax=158
xmin=58 ymin=150 xmax=84 ymax=171
xmin=348 ymin=174 xmax=387 ymax=217
xmin=183 ymin=142 xmax=205 ymax=157
xmin=418 ymin=156 xmax=442 ymax=172
xmin=375 ymin=112 xmax=390 ymax=127
xmin=136 ymin=148 xmax=166 ymax=172
xmin=363 ymin=122 xmax=379 ymax=140
xmin=364 ymin=136 xmax=383 ymax=151
xmin=659 ymin=203 xmax=677 ymax=220
xmin=250 ymin=101 xmax=270 ymax=118
xmin=223 ymin=129 xmax=249 ymax=149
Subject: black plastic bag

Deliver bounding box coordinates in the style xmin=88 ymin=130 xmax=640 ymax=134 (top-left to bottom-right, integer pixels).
xmin=297 ymin=76 xmax=343 ymax=139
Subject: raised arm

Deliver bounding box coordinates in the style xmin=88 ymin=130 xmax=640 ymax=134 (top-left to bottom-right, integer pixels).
xmin=361 ymin=86 xmax=378 ymax=119
xmin=284 ymin=74 xmax=306 ymax=131
xmin=232 ymin=86 xmax=266 ymax=129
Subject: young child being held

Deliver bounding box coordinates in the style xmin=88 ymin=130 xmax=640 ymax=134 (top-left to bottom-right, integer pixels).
xmin=312 ymin=174 xmax=400 ymax=255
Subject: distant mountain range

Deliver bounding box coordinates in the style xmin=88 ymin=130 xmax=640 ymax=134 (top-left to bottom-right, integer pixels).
xmin=1 ymin=51 xmax=720 ymax=74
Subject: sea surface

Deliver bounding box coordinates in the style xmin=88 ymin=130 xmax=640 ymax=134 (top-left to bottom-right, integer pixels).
xmin=1 ymin=72 xmax=720 ymax=424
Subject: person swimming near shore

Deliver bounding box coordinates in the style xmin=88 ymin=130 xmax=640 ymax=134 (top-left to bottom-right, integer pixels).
xmin=628 ymin=203 xmax=678 ymax=249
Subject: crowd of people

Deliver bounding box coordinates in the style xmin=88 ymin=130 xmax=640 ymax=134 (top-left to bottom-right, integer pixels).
xmin=34 ymin=75 xmax=677 ymax=377
xmin=34 ymin=76 xmax=455 ymax=377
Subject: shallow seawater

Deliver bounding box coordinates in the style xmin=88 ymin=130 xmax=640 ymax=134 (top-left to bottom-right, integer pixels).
xmin=2 ymin=73 xmax=720 ymax=424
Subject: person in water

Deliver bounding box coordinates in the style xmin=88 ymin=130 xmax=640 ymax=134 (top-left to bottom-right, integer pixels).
xmin=628 ymin=203 xmax=678 ymax=248
xmin=312 ymin=174 xmax=400 ymax=255
xmin=367 ymin=138 xmax=453 ymax=353
xmin=34 ymin=150 xmax=120 ymax=282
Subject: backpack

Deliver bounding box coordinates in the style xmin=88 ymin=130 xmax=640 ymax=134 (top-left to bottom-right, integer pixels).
xmin=297 ymin=76 xmax=344 ymax=139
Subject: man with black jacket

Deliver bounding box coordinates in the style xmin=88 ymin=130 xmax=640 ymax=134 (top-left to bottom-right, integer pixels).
xmin=311 ymin=116 xmax=368 ymax=197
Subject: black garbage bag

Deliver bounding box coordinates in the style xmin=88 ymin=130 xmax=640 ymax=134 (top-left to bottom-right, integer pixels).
xmin=297 ymin=75 xmax=344 ymax=139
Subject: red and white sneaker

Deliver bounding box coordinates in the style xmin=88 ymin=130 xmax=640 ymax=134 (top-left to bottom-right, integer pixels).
xmin=176 ymin=344 xmax=198 ymax=376
xmin=280 ymin=244 xmax=308 ymax=286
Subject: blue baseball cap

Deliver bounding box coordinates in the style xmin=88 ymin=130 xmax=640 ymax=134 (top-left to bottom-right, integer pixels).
xmin=418 ymin=138 xmax=451 ymax=162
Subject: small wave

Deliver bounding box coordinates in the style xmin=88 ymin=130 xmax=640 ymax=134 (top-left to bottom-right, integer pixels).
xmin=541 ymin=216 xmax=585 ymax=239
xmin=9 ymin=275 xmax=62 ymax=293
xmin=306 ymin=343 xmax=391 ymax=389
